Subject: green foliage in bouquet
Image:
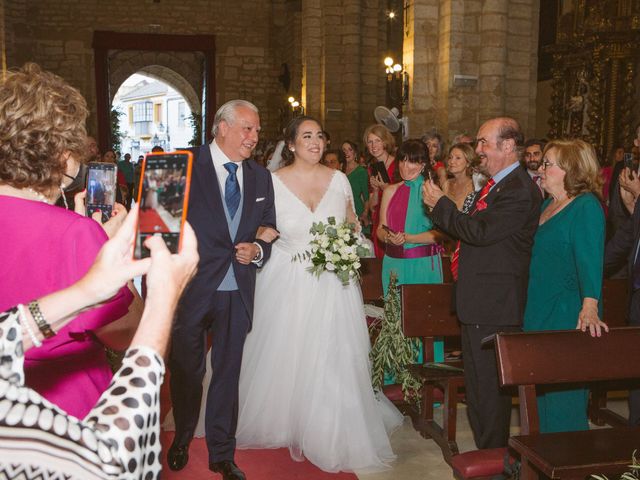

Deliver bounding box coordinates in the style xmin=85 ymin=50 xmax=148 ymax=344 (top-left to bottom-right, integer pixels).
xmin=591 ymin=451 xmax=639 ymax=480
xmin=293 ymin=216 xmax=370 ymax=286
xmin=370 ymin=273 xmax=422 ymax=404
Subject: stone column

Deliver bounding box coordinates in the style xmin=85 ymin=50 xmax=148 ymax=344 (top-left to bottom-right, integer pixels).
xmin=478 ymin=0 xmax=508 ymax=121
xmin=403 ymin=0 xmax=440 ymax=138
xmin=301 ymin=0 xmax=323 ymax=119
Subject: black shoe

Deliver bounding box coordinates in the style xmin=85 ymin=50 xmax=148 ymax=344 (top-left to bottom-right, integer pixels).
xmin=209 ymin=460 xmax=246 ymax=480
xmin=167 ymin=443 xmax=189 ymax=471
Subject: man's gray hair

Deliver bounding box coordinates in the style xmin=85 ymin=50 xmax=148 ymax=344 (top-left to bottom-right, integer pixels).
xmin=211 ymin=99 xmax=259 ymax=137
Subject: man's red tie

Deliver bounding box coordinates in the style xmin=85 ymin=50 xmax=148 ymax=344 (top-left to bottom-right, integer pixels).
xmin=450 ymin=178 xmax=495 ymax=281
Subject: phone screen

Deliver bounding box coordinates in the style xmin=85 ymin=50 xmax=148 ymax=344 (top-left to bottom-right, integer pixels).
xmin=135 ymin=151 xmax=193 ymax=258
xmin=374 ymin=161 xmax=391 ymax=183
xmin=86 ymin=162 xmax=117 ymax=223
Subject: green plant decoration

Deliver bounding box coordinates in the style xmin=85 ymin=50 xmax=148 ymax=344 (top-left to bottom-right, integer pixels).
xmin=591 ymin=450 xmax=639 ymax=479
xmin=370 ymin=272 xmax=422 ymax=404
xmin=188 ymin=112 xmax=203 ymax=147
xmin=110 ymin=107 xmax=124 ymax=153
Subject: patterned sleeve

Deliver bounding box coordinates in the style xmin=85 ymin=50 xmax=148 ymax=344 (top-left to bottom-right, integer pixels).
xmin=83 ymin=346 xmax=165 ymax=479
xmin=0 ymin=307 xmax=25 ymax=385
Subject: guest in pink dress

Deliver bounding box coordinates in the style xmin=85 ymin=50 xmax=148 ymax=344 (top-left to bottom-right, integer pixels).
xmin=0 ymin=63 xmax=133 ymax=419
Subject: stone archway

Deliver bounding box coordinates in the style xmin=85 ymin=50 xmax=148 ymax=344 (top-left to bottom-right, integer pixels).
xmin=110 ymin=53 xmax=202 ymax=116
xmin=93 ymin=31 xmax=215 ymax=151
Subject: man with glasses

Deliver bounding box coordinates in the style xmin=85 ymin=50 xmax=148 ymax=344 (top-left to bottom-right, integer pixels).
xmin=523 ymin=138 xmax=546 ymax=196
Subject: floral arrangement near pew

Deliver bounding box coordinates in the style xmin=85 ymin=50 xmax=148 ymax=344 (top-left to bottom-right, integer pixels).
xmin=591 ymin=451 xmax=639 ymax=480
xmin=370 ymin=273 xmax=422 ymax=404
xmin=293 ymin=216 xmax=370 ymax=286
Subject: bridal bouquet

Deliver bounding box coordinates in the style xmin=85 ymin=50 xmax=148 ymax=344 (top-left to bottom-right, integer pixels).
xmin=294 ymin=216 xmax=370 ymax=286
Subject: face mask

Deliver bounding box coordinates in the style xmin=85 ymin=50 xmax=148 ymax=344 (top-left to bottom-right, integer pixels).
xmin=62 ymin=163 xmax=87 ymax=192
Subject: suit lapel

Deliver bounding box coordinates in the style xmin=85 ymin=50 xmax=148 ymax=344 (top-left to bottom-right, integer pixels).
xmin=195 ymin=143 xmax=228 ymax=229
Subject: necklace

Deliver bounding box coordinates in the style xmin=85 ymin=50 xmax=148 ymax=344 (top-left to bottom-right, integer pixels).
xmin=24 ymin=188 xmax=51 ymax=204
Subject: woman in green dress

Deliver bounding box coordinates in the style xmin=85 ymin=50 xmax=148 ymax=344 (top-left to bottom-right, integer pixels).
xmin=377 ymin=140 xmax=444 ymax=382
xmin=342 ymin=141 xmax=370 ymax=233
xmin=524 ymin=139 xmax=609 ymax=433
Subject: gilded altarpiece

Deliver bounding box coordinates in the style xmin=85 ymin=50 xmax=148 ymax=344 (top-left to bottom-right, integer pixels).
xmin=547 ymin=0 xmax=640 ymax=156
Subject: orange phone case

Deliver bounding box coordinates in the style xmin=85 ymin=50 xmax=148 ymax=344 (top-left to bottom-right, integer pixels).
xmin=135 ymin=150 xmax=193 ymax=256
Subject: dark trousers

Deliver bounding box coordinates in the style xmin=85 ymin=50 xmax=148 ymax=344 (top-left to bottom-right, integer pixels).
xmin=629 ymin=290 xmax=640 ymax=426
xmin=170 ymin=290 xmax=251 ymax=462
xmin=461 ymin=323 xmax=519 ymax=449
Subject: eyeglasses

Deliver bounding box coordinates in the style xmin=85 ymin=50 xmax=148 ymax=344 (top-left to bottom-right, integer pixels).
xmin=541 ymin=159 xmax=557 ymax=169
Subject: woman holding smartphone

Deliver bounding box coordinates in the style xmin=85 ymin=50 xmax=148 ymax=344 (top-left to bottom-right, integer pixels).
xmin=364 ymin=124 xmax=397 ymax=258
xmin=376 ymin=140 xmax=445 ymax=379
xmin=0 ymin=63 xmax=136 ymax=419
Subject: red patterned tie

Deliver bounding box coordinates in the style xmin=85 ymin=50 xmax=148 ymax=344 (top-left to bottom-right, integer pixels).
xmin=450 ymin=178 xmax=495 ymax=281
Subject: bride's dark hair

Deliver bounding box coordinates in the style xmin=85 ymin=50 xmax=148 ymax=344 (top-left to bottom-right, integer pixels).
xmin=281 ymin=115 xmax=324 ymax=167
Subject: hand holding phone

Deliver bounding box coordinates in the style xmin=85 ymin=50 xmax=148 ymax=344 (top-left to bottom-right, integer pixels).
xmin=624 ymin=153 xmax=637 ymax=179
xmin=135 ymin=151 xmax=193 ymax=258
xmin=381 ymin=224 xmax=397 ymax=235
xmin=86 ymin=162 xmax=117 ymax=223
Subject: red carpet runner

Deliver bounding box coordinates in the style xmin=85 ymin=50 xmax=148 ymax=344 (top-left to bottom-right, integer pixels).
xmin=139 ymin=207 xmax=170 ymax=233
xmin=160 ymin=374 xmax=357 ymax=479
xmin=160 ymin=432 xmax=357 ymax=479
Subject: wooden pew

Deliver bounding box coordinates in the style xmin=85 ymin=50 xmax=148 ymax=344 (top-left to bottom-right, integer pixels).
xmin=401 ymin=283 xmax=463 ymax=464
xmin=495 ymin=327 xmax=640 ymax=480
xmin=589 ymin=278 xmax=631 ymax=427
xmin=360 ymin=257 xmax=383 ymax=304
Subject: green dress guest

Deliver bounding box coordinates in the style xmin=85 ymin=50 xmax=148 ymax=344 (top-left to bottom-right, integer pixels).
xmin=348 ymin=165 xmax=369 ymax=220
xmin=523 ymin=139 xmax=608 ymax=434
xmin=378 ymin=140 xmax=445 ymax=384
xmin=342 ymin=141 xmax=371 ymax=235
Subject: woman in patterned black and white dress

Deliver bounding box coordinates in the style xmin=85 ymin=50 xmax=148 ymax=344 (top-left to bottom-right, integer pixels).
xmin=0 ymin=209 xmax=198 ymax=479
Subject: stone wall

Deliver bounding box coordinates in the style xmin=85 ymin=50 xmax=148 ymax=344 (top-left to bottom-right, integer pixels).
xmin=404 ymin=0 xmax=540 ymax=141
xmin=0 ymin=0 xmax=541 ymax=148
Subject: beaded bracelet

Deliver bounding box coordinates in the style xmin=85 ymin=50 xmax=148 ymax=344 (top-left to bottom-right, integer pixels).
xmin=28 ymin=300 xmax=55 ymax=339
xmin=17 ymin=304 xmax=42 ymax=347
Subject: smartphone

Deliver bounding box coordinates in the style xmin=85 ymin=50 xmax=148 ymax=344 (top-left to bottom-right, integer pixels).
xmin=624 ymin=153 xmax=636 ymax=179
xmin=86 ymin=162 xmax=117 ymax=223
xmin=372 ymin=161 xmax=391 ymax=183
xmin=381 ymin=224 xmax=397 ymax=235
xmin=135 ymin=151 xmax=193 ymax=258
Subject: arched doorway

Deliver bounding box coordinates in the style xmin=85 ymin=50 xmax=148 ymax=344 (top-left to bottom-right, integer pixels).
xmin=112 ymin=73 xmax=197 ymax=158
xmin=92 ymin=31 xmax=215 ymax=151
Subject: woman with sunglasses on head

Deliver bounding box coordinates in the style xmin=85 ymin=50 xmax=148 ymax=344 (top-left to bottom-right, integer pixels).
xmin=0 ymin=63 xmax=135 ymax=419
xmin=523 ymin=139 xmax=608 ymax=434
xmin=376 ymin=140 xmax=445 ymax=377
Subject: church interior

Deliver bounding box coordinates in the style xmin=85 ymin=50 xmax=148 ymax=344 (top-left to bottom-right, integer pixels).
xmin=2 ymin=0 xmax=640 ymax=479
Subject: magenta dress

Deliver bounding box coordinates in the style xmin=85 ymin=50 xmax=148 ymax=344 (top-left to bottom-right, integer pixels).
xmin=0 ymin=196 xmax=133 ymax=418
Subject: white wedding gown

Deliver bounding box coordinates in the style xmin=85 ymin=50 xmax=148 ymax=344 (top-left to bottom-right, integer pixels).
xmin=235 ymin=171 xmax=403 ymax=473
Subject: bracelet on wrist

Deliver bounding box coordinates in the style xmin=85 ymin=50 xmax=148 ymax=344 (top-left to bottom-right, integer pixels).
xmin=28 ymin=300 xmax=55 ymax=339
xmin=17 ymin=304 xmax=42 ymax=347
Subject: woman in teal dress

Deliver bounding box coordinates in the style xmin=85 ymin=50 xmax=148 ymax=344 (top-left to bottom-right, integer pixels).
xmin=524 ymin=139 xmax=609 ymax=433
xmin=377 ymin=140 xmax=444 ymax=382
xmin=342 ymin=141 xmax=370 ymax=234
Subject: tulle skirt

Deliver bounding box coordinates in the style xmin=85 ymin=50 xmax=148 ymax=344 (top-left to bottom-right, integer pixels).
xmin=236 ymin=244 xmax=403 ymax=473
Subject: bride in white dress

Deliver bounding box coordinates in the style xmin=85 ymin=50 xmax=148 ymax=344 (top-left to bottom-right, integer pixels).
xmin=235 ymin=116 xmax=403 ymax=473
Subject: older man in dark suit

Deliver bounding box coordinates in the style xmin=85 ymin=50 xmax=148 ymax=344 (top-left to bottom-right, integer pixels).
xmin=167 ymin=100 xmax=276 ymax=480
xmin=423 ymin=117 xmax=541 ymax=449
xmin=604 ymin=167 xmax=640 ymax=427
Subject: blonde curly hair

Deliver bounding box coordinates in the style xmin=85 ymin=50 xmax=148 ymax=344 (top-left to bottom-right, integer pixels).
xmin=0 ymin=63 xmax=88 ymax=193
